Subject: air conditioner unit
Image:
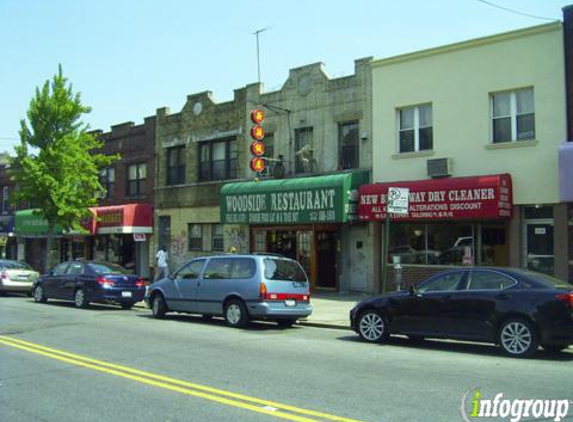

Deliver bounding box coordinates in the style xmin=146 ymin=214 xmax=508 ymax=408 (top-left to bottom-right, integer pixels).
xmin=427 ymin=158 xmax=452 ymax=178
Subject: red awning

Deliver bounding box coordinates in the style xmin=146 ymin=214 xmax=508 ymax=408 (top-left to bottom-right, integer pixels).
xmin=86 ymin=203 xmax=153 ymax=234
xmin=358 ymin=174 xmax=512 ymax=221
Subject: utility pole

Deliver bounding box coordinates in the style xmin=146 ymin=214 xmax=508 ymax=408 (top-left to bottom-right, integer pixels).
xmin=254 ymin=27 xmax=268 ymax=84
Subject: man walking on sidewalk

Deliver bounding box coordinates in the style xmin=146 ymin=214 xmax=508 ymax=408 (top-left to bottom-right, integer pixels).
xmin=154 ymin=245 xmax=169 ymax=282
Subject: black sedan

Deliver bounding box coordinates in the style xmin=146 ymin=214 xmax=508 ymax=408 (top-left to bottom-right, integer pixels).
xmin=33 ymin=260 xmax=146 ymax=309
xmin=350 ymin=267 xmax=573 ymax=358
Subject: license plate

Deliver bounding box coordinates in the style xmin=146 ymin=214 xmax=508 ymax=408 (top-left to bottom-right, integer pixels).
xmin=121 ymin=291 xmax=132 ymax=298
xmin=285 ymin=299 xmax=296 ymax=307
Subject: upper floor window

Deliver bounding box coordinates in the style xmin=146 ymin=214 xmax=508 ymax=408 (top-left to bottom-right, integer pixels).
xmin=398 ymin=104 xmax=433 ymax=153
xmin=199 ymin=138 xmax=237 ymax=182
xmin=126 ymin=163 xmax=146 ymax=197
xmin=1 ymin=186 xmax=9 ymax=213
xmin=339 ymin=121 xmax=359 ymax=169
xmin=491 ymin=88 xmax=535 ymax=143
xmin=167 ymin=146 xmax=186 ymax=185
xmin=295 ymin=127 xmax=314 ymax=174
xmin=98 ymin=167 xmax=115 ymax=199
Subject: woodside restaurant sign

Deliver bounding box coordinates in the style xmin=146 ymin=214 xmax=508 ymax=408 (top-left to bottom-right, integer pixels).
xmin=223 ymin=187 xmax=341 ymax=224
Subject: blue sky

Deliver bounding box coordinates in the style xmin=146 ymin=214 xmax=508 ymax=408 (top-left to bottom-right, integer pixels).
xmin=0 ymin=0 xmax=568 ymax=153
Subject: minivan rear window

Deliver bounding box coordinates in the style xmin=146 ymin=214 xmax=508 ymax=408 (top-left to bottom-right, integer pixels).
xmin=264 ymin=258 xmax=307 ymax=282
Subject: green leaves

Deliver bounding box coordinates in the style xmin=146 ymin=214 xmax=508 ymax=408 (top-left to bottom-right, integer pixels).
xmin=12 ymin=64 xmax=118 ymax=234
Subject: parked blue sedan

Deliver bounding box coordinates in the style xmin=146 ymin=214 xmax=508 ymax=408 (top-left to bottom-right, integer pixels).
xmin=33 ymin=260 xmax=146 ymax=309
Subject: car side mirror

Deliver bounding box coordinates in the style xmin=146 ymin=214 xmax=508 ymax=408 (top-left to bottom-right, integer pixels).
xmin=408 ymin=285 xmax=417 ymax=296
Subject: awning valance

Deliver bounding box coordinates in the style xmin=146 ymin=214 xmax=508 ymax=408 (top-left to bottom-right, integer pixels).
xmin=221 ymin=171 xmax=369 ymax=225
xmin=89 ymin=203 xmax=153 ymax=234
xmin=15 ymin=210 xmax=64 ymax=235
xmin=358 ymin=174 xmax=513 ymax=221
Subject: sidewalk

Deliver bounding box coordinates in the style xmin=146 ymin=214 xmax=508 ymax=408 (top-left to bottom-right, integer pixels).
xmin=299 ymin=291 xmax=372 ymax=329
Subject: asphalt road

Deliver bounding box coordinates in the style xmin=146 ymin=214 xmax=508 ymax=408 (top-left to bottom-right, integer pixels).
xmin=1 ymin=294 xmax=572 ymax=422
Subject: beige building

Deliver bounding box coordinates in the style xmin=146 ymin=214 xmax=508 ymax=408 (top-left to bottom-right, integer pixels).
xmin=359 ymin=22 xmax=568 ymax=289
xmin=154 ymin=58 xmax=375 ymax=291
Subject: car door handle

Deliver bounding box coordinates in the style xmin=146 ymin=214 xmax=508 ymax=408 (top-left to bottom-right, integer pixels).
xmin=496 ymin=293 xmax=510 ymax=300
xmin=440 ymin=295 xmax=452 ymax=301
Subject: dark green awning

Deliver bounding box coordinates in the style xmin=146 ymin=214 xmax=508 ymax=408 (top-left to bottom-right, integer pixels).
xmin=221 ymin=171 xmax=369 ymax=225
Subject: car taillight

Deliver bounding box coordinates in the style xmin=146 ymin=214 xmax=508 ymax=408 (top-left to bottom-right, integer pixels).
xmin=556 ymin=292 xmax=573 ymax=308
xmin=0 ymin=271 xmax=7 ymax=280
xmin=97 ymin=276 xmax=115 ymax=287
xmin=135 ymin=278 xmax=145 ymax=288
xmin=259 ymin=282 xmax=267 ymax=299
xmin=264 ymin=293 xmax=310 ymax=302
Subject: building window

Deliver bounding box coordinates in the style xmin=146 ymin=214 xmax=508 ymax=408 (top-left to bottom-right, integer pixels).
xmin=259 ymin=132 xmax=274 ymax=178
xmin=98 ymin=167 xmax=115 ymax=199
xmin=212 ymin=224 xmax=224 ymax=251
xmin=295 ymin=127 xmax=314 ymax=174
xmin=188 ymin=224 xmax=203 ymax=251
xmin=1 ymin=186 xmax=9 ymax=213
xmin=339 ymin=121 xmax=359 ymax=169
xmin=492 ymin=88 xmax=535 ymax=143
xmin=199 ymin=138 xmax=237 ymax=182
xmin=126 ymin=163 xmax=146 ymax=197
xmin=398 ymin=104 xmax=433 ymax=153
xmin=167 ymin=146 xmax=186 ymax=185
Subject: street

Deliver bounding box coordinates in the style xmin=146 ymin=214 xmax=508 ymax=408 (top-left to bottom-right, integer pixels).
xmin=1 ymin=295 xmax=572 ymax=422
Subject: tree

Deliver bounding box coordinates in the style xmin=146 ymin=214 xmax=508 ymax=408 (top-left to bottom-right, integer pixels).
xmin=12 ymin=65 xmax=117 ymax=268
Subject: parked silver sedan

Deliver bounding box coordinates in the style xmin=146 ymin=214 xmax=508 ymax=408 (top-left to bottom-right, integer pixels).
xmin=146 ymin=254 xmax=313 ymax=328
xmin=0 ymin=259 xmax=40 ymax=295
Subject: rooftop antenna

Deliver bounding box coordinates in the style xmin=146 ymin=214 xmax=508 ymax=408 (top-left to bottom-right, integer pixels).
xmin=253 ymin=27 xmax=269 ymax=84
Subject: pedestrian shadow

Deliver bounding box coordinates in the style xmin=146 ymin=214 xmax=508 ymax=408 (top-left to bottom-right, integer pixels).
xmin=336 ymin=334 xmax=573 ymax=361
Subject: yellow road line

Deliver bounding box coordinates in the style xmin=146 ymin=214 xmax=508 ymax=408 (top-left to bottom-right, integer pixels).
xmin=0 ymin=336 xmax=365 ymax=422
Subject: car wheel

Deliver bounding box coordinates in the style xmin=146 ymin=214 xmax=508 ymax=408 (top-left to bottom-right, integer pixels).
xmin=151 ymin=294 xmax=167 ymax=319
xmin=33 ymin=285 xmax=47 ymax=303
xmin=224 ymin=299 xmax=249 ymax=328
xmin=277 ymin=319 xmax=296 ymax=329
xmin=498 ymin=318 xmax=537 ymax=358
xmin=357 ymin=310 xmax=388 ymax=343
xmin=74 ymin=289 xmax=89 ymax=309
xmin=542 ymin=343 xmax=569 ymax=353
xmin=121 ymin=302 xmax=135 ymax=310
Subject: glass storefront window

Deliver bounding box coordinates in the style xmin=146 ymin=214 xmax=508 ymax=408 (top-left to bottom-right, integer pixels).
xmin=388 ymin=222 xmax=508 ymax=267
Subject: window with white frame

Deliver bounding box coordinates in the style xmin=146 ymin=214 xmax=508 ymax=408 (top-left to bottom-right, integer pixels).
xmin=398 ymin=104 xmax=433 ymax=153
xmin=188 ymin=224 xmax=203 ymax=251
xmin=491 ymin=88 xmax=535 ymax=143
xmin=126 ymin=163 xmax=146 ymax=197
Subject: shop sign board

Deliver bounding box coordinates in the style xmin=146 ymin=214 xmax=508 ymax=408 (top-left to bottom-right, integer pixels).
xmin=358 ymin=174 xmax=513 ymax=221
xmin=221 ymin=172 xmax=369 ymax=225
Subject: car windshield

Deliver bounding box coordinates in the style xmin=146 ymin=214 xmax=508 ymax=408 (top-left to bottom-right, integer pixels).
xmin=89 ymin=262 xmax=131 ymax=275
xmin=264 ymin=258 xmax=307 ymax=282
xmin=0 ymin=260 xmax=33 ymax=270
xmin=512 ymin=269 xmax=573 ymax=289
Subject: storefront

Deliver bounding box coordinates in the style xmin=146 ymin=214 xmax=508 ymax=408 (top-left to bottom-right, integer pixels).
xmin=0 ymin=215 xmax=16 ymax=260
xmin=14 ymin=209 xmax=69 ymax=273
xmin=358 ymin=174 xmax=515 ymax=289
xmin=221 ymin=171 xmax=369 ymax=291
xmin=88 ymin=203 xmax=153 ymax=279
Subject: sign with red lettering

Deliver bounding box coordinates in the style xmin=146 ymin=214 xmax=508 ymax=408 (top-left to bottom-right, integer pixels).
xmin=358 ymin=174 xmax=513 ymax=221
xmin=251 ymin=109 xmax=265 ymax=124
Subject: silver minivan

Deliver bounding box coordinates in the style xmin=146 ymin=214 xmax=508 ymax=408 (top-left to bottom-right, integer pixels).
xmin=145 ymin=254 xmax=312 ymax=328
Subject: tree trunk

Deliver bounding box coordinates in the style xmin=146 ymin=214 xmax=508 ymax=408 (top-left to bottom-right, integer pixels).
xmin=46 ymin=225 xmax=58 ymax=271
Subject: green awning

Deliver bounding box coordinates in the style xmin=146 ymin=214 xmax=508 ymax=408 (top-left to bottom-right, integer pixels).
xmin=221 ymin=171 xmax=369 ymax=225
xmin=14 ymin=209 xmax=64 ymax=236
